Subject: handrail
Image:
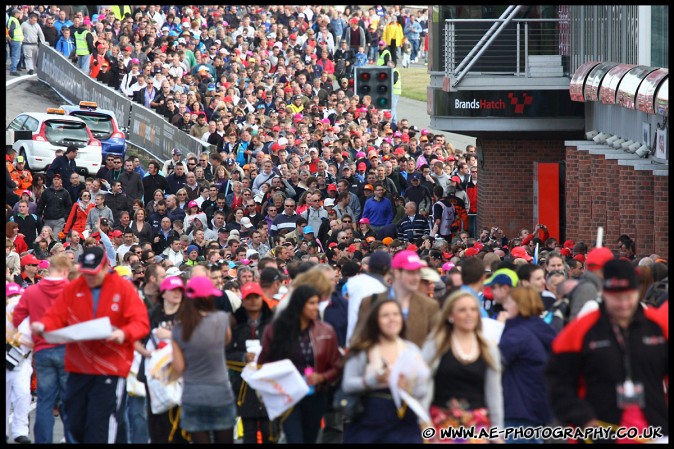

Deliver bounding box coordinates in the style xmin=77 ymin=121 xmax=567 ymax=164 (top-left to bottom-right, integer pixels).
xmin=453 ymin=5 xmax=523 ymax=87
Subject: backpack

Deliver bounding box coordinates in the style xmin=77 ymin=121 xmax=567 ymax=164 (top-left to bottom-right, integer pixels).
xmin=432 ymin=200 xmax=455 ymax=237
xmin=643 ymin=278 xmax=668 ymax=308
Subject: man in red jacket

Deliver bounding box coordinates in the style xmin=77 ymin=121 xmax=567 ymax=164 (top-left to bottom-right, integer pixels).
xmin=31 ymin=246 xmax=150 ymax=444
xmin=13 ymin=255 xmax=73 ymax=444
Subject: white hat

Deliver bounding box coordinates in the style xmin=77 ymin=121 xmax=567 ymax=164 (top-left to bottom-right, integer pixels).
xmin=240 ymin=217 xmax=253 ymax=228
xmin=165 ymin=266 xmax=182 ymax=277
xmin=323 ymin=198 xmax=335 ymax=207
xmin=278 ymin=137 xmax=289 ymax=146
xmin=246 ymin=249 xmax=260 ymax=259
xmin=230 ymin=229 xmax=240 ymax=237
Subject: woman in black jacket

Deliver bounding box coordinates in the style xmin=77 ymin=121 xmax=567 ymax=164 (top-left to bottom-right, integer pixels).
xmin=226 ymin=283 xmax=275 ymax=444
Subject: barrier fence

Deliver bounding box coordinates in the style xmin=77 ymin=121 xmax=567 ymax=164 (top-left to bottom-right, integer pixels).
xmin=36 ymin=45 xmax=208 ymax=162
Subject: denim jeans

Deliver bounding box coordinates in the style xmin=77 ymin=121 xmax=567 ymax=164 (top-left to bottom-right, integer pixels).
xmin=126 ymin=394 xmax=149 ymax=443
xmin=282 ymin=392 xmax=327 ymax=444
xmin=410 ymin=39 xmax=420 ymax=61
xmin=9 ymin=40 xmax=22 ymax=71
xmin=34 ymin=345 xmax=72 ymax=444
xmin=76 ymin=53 xmax=90 ymax=73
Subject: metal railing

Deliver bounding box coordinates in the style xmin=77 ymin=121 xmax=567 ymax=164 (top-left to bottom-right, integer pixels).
xmin=444 ymin=17 xmax=570 ymax=86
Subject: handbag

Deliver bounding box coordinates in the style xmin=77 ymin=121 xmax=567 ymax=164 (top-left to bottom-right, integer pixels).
xmin=145 ymin=344 xmax=183 ymax=414
xmin=332 ymin=387 xmax=365 ymax=423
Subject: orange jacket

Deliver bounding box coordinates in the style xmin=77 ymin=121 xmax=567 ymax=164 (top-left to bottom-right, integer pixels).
xmin=10 ymin=167 xmax=33 ymax=196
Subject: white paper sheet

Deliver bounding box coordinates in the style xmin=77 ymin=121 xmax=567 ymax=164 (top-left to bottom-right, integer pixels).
xmin=389 ymin=346 xmax=431 ymax=419
xmin=481 ymin=317 xmax=505 ymax=344
xmin=241 ymin=359 xmax=310 ymax=420
xmin=43 ymin=317 xmax=113 ymax=344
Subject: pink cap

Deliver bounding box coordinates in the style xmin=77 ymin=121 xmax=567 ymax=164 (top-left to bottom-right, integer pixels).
xmin=38 ymin=260 xmax=50 ymax=269
xmin=6 ymin=282 xmax=22 ymax=297
xmin=188 ymin=200 xmax=198 ymax=208
xmin=294 ymin=113 xmax=303 ymax=122
xmin=378 ymin=40 xmax=386 ymax=46
xmin=442 ymin=262 xmax=455 ymax=272
xmin=391 ymin=250 xmax=427 ymax=271
xmin=356 ymin=151 xmax=366 ymax=159
xmin=160 ymin=276 xmax=184 ymax=293
xmin=421 ymin=128 xmax=429 ymax=135
xmin=358 ymin=218 xmax=370 ymax=225
xmin=393 ymin=131 xmax=402 ymax=137
xmin=185 ymin=276 xmax=222 ymax=299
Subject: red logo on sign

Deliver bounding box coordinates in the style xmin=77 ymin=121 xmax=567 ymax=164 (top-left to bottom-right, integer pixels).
xmin=507 ymin=92 xmax=533 ymax=114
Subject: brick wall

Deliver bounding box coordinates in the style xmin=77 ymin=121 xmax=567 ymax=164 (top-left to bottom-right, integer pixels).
xmin=477 ymin=142 xmax=669 ymax=260
xmin=477 ymin=139 xmax=566 ymax=240
xmin=564 ymin=145 xmax=668 ymax=259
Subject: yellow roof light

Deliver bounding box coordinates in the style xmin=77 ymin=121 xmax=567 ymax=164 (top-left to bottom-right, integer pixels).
xmin=46 ymin=108 xmax=66 ymax=115
xmin=79 ymin=101 xmax=98 ymax=109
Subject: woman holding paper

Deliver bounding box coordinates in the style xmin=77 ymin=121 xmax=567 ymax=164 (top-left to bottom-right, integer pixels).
xmin=258 ymin=285 xmax=342 ymax=444
xmin=421 ymin=289 xmax=504 ymax=443
xmin=226 ymin=282 xmax=275 ymax=444
xmin=341 ymin=298 xmax=430 ymax=443
xmin=141 ymin=276 xmax=189 ymax=444
xmin=171 ymin=276 xmax=235 ymax=444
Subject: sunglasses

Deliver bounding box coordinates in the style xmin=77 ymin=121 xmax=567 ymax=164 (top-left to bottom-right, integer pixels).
xmin=342 ymin=220 xmax=352 ymax=223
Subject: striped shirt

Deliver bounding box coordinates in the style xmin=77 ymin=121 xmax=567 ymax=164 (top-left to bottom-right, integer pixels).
xmin=271 ymin=212 xmax=299 ymax=236
xmin=397 ymin=213 xmax=431 ymax=242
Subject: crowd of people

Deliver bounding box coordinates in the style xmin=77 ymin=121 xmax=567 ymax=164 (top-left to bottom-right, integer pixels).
xmin=6 ymin=4 xmax=669 ymax=446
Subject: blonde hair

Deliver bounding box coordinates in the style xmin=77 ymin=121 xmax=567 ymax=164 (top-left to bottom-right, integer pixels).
xmin=429 ymin=289 xmax=498 ymax=370
xmin=288 ymin=267 xmax=333 ymax=301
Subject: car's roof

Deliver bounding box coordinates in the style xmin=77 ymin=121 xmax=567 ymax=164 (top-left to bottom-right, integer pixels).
xmin=60 ymin=105 xmax=117 ymax=118
xmin=16 ymin=112 xmax=88 ymax=124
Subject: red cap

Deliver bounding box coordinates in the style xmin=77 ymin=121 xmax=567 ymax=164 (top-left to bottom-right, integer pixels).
xmin=241 ymin=282 xmax=264 ymax=299
xmin=450 ymin=175 xmax=462 ymax=183
xmin=347 ymin=244 xmax=356 ymax=253
xmin=327 ymin=184 xmax=337 ymax=191
xmin=329 ymin=242 xmax=338 ymax=248
xmin=21 ymin=254 xmax=40 ymax=266
xmin=574 ymin=254 xmax=586 ymax=263
xmin=464 ymin=247 xmax=480 ymax=257
xmin=585 ymin=247 xmax=614 ymax=270
xmin=357 ymin=162 xmax=366 ymax=170
xmin=407 ymin=244 xmax=419 ymax=252
xmin=111 ymin=230 xmax=123 ymax=238
xmin=510 ymin=246 xmax=533 ymax=261
xmin=560 ymin=247 xmax=572 ymax=256
xmin=563 ymin=239 xmax=575 ymax=249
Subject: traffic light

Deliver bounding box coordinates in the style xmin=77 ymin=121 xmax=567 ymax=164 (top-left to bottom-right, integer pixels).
xmin=354 ymin=67 xmax=394 ymax=109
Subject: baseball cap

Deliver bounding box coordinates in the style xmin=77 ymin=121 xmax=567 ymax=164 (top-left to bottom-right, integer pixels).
xmin=358 ymin=218 xmax=370 ymax=225
xmin=21 ymin=189 xmax=31 ymax=196
xmin=16 ymin=155 xmax=25 ymax=163
xmin=99 ymin=217 xmax=110 ymax=227
xmin=369 ymin=250 xmax=392 ymax=272
xmin=409 ymin=172 xmax=422 ymax=181
xmin=165 ymin=266 xmax=182 ymax=277
xmin=602 ymin=259 xmax=638 ymax=292
xmin=185 ymin=276 xmax=222 ymax=299
xmin=484 ymin=268 xmax=519 ymax=287
xmin=260 ymin=267 xmax=285 ymax=284
xmin=172 ymin=148 xmax=182 ymax=156
xmin=240 ymin=217 xmax=253 ymax=228
xmin=327 ymin=184 xmax=337 ymax=191
xmin=464 ymin=247 xmax=480 ymax=257
xmin=563 ymin=239 xmax=575 ymax=249
xmin=364 ymin=184 xmax=374 ymax=191
xmin=303 ymin=226 xmax=314 ymax=234
xmin=186 ymin=245 xmax=199 ymax=254
xmin=110 ymin=230 xmax=123 ymax=238
xmin=450 ymin=175 xmax=462 ymax=183
xmin=586 ymin=247 xmax=614 ymax=270
xmin=187 ymin=200 xmax=198 ymax=209
xmin=442 ymin=262 xmax=456 ymax=272
xmin=510 ymin=246 xmax=533 ymax=261
xmin=160 ymin=276 xmax=185 ymax=293
xmin=218 ymin=227 xmax=229 ymax=234
xmin=6 ymin=282 xmax=23 ymax=297
xmin=241 ymin=282 xmax=265 ymax=299
xmin=324 ymin=198 xmax=335 ymax=207
xmin=420 ymin=267 xmax=441 ymax=283
xmin=79 ymin=246 xmax=106 ymax=274
xmin=392 ymin=250 xmax=426 ymax=270
xmin=378 ymin=40 xmax=386 ymax=46
xmin=357 ymin=162 xmax=367 ymax=171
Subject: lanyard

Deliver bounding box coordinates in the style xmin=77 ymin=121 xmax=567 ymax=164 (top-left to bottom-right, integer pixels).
xmin=609 ymin=319 xmax=633 ymax=380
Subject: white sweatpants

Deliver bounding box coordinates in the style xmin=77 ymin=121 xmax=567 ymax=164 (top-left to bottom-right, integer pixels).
xmin=6 ymin=360 xmax=33 ymax=439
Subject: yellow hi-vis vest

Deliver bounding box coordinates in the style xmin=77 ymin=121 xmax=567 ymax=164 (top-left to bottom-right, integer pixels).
xmin=8 ymin=16 xmax=24 ymax=41
xmin=74 ymin=29 xmax=90 ymax=56
xmin=377 ymin=48 xmax=391 ymax=66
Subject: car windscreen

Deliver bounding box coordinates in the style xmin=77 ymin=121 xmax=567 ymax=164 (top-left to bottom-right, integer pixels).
xmin=44 ymin=120 xmax=90 ymax=148
xmin=69 ymin=112 xmax=114 ymax=139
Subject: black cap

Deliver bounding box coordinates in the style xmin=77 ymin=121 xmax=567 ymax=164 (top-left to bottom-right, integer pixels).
xmin=218 ymin=227 xmax=229 ymax=233
xmin=603 ymin=259 xmax=639 ymax=292
xmin=260 ymin=267 xmax=285 ymax=283
xmin=409 ymin=172 xmax=422 ymax=181
xmin=100 ymin=218 xmax=110 ymax=226
xmin=79 ymin=246 xmax=106 ymax=274
xmin=368 ymin=250 xmax=392 ymax=273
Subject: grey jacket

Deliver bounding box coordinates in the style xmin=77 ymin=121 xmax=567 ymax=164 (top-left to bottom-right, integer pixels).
xmin=568 ymin=270 xmax=602 ymax=320
xmin=420 ymin=337 xmax=504 ymax=429
xmin=85 ymin=205 xmax=114 ymax=231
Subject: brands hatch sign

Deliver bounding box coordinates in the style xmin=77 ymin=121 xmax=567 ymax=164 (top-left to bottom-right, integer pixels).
xmin=447 ymin=90 xmax=584 ymax=117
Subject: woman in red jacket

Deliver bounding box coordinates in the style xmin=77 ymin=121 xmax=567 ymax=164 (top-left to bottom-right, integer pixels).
xmin=63 ymin=190 xmax=95 ymax=238
xmin=258 ymin=284 xmax=342 ymax=444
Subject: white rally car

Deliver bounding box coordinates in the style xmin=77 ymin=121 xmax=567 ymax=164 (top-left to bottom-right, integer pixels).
xmin=6 ymin=108 xmax=103 ymax=176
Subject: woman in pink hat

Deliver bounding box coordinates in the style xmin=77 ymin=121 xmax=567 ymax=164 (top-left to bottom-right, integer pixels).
xmin=142 ymin=276 xmax=189 ymax=443
xmin=170 ymin=276 xmax=235 ymax=443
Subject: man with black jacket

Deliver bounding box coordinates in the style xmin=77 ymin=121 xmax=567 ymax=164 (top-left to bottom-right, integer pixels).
xmin=545 ymin=259 xmax=668 ymax=443
xmin=37 ymin=174 xmax=72 ymax=236
xmin=46 ymin=146 xmax=78 ymax=188
xmin=119 ymin=158 xmax=144 ymax=210
xmin=142 ymin=160 xmax=169 ymax=197
xmin=105 ymin=180 xmax=130 ymax=226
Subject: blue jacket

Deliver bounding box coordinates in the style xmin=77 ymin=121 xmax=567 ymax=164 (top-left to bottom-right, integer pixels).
xmin=323 ymin=286 xmax=348 ymax=348
xmin=498 ymin=315 xmax=557 ymax=425
xmin=55 ymin=35 xmax=75 ymax=58
xmin=361 ymin=196 xmax=393 ymax=227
